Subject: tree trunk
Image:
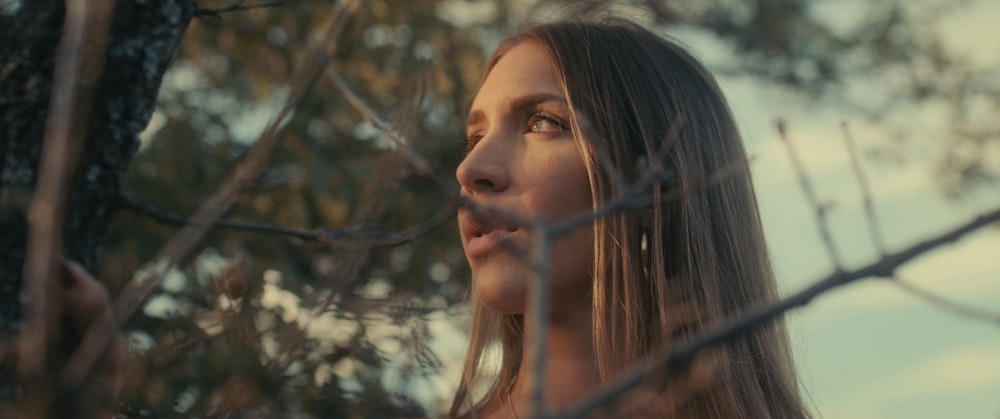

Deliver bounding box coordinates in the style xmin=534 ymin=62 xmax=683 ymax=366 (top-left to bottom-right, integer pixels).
xmin=0 ymin=0 xmax=195 ymax=335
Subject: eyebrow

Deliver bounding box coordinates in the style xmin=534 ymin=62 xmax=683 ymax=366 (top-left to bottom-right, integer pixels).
xmin=465 ymin=92 xmax=567 ymax=129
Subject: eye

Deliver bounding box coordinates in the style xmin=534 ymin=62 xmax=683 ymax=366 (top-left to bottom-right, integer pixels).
xmin=527 ymin=112 xmax=568 ymax=134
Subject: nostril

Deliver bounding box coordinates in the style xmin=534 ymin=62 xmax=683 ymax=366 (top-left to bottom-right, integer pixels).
xmin=473 ymin=178 xmax=495 ymax=190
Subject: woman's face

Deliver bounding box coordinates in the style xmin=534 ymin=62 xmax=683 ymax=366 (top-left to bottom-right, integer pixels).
xmin=457 ymin=41 xmax=594 ymax=315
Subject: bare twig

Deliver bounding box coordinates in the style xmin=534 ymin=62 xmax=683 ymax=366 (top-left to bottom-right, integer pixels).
xmin=521 ymin=115 xmax=691 ymax=418
xmin=842 ymin=121 xmax=887 ymax=254
xmin=323 ymin=62 xmax=438 ymax=180
xmin=890 ymin=276 xmax=1000 ymax=326
xmin=429 ymin=155 xmax=690 ymax=280
xmin=112 ymin=1 xmax=357 ymax=325
xmin=551 ymin=205 xmax=1000 ymax=419
xmin=776 ymin=118 xmax=844 ymax=270
xmin=550 ymin=156 xmax=747 ymax=238
xmin=528 ymin=225 xmax=552 ymax=418
xmin=118 ymin=195 xmax=454 ymax=249
xmin=194 ymin=0 xmax=284 ymax=19
xmin=322 ymin=58 xmax=479 ymax=246
xmin=316 ymin=204 xmax=454 ymax=248
xmin=17 ymin=0 xmax=115 ymax=416
xmin=585 ymin=115 xmax=686 ymax=210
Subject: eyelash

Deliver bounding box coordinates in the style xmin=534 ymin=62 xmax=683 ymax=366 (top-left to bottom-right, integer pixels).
xmin=528 ymin=112 xmax=569 ymax=134
xmin=464 ymin=111 xmax=569 ymax=154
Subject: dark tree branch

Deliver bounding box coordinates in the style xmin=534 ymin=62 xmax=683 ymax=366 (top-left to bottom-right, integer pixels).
xmin=323 ymin=61 xmax=438 ymax=180
xmin=118 ymin=195 xmax=455 ymax=249
xmin=527 ymin=225 xmax=552 ymax=417
xmin=891 ymin=276 xmax=1000 ymax=326
xmin=551 ymin=154 xmax=746 ymax=238
xmin=194 ymin=0 xmax=284 ymax=19
xmin=111 ymin=1 xmax=356 ymax=325
xmin=777 ymin=118 xmax=844 ymax=269
xmin=842 ymin=121 xmax=887 ymax=255
xmin=551 ymin=205 xmax=1000 ymax=419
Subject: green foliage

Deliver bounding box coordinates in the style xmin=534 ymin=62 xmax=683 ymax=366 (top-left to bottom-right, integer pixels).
xmin=103 ymin=1 xmax=479 ymax=417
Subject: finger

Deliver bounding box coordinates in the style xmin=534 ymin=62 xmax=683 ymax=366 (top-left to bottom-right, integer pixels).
xmin=62 ymin=260 xmax=113 ymax=333
xmin=60 ymin=260 xmax=126 ymax=394
xmin=97 ymin=327 xmax=127 ymax=392
xmin=61 ymin=308 xmax=118 ymax=387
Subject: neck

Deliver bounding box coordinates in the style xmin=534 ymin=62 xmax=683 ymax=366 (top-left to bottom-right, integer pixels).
xmin=509 ymin=302 xmax=598 ymax=414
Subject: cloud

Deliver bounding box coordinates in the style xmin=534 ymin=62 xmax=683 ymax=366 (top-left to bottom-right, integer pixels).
xmin=808 ymin=345 xmax=1000 ymax=419
xmin=868 ymin=346 xmax=1000 ymax=399
xmin=939 ymin=1 xmax=1000 ymax=65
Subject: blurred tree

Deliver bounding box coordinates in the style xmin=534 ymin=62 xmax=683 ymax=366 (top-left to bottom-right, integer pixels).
xmin=2 ymin=0 xmax=995 ymax=417
xmin=0 ymin=0 xmax=194 ymax=331
xmin=0 ymin=2 xmax=195 ymax=414
xmin=101 ymin=1 xmax=481 ymax=417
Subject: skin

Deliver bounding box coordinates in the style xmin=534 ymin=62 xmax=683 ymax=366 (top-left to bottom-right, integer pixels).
xmin=58 ymin=260 xmax=127 ymax=417
xmin=457 ymin=41 xmax=600 ymax=416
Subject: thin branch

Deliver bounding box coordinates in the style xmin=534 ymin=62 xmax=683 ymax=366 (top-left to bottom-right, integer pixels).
xmin=317 ymin=204 xmax=454 ymax=248
xmin=118 ymin=195 xmax=454 ymax=249
xmin=524 ymin=115 xmax=687 ymax=418
xmin=529 ymin=225 xmax=552 ymax=418
xmin=112 ymin=1 xmax=357 ymax=325
xmin=322 ymin=59 xmax=479 ymax=236
xmin=194 ymin=0 xmax=284 ymax=19
xmin=323 ymin=61 xmax=438 ymax=180
xmin=776 ymin=118 xmax=844 ymax=270
xmin=842 ymin=121 xmax=887 ymax=254
xmin=551 ymin=204 xmax=1000 ymax=419
xmin=118 ymin=195 xmax=313 ymax=238
xmin=442 ymin=155 xmax=690 ymax=285
xmin=891 ymin=276 xmax=1000 ymax=326
xmin=586 ymin=115 xmax=686 ymax=210
xmin=17 ymin=0 xmax=115 ymax=416
xmin=550 ymin=156 xmax=747 ymax=238
xmin=449 ymin=118 xmax=694 ymax=245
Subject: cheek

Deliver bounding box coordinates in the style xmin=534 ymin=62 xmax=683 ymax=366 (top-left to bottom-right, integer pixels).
xmin=549 ymin=223 xmax=594 ymax=293
xmin=529 ymin=150 xmax=594 ymax=291
xmin=527 ymin=161 xmax=592 ymax=222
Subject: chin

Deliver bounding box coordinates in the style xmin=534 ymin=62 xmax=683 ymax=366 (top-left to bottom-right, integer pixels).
xmin=472 ymin=267 xmax=529 ymax=314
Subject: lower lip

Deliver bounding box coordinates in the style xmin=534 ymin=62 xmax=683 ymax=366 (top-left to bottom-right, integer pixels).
xmin=465 ymin=229 xmax=516 ymax=258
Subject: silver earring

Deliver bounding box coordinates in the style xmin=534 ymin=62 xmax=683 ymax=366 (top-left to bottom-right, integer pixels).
xmin=640 ymin=230 xmax=650 ymax=279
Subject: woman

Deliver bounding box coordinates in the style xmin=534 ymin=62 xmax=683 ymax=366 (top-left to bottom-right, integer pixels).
xmin=451 ymin=18 xmax=809 ymax=418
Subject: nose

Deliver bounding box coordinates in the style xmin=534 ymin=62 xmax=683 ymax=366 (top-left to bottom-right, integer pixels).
xmin=456 ymin=134 xmax=510 ymax=194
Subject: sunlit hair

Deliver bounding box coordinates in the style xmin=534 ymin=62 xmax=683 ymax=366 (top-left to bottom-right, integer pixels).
xmin=450 ymin=18 xmax=810 ymax=418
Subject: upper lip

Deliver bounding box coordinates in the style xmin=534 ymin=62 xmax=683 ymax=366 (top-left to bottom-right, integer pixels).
xmin=459 ymin=209 xmax=521 ymax=242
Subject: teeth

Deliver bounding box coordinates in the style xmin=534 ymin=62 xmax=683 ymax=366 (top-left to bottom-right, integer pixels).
xmin=467 ymin=215 xmax=519 ymax=239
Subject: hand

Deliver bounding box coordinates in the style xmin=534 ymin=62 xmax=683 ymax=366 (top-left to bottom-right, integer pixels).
xmin=59 ymin=259 xmax=127 ymax=417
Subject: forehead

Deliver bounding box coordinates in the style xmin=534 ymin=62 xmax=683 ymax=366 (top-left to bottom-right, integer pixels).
xmin=470 ymin=41 xmax=563 ymax=112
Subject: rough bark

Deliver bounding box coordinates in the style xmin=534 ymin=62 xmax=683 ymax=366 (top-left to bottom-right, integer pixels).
xmin=0 ymin=0 xmax=196 ymax=334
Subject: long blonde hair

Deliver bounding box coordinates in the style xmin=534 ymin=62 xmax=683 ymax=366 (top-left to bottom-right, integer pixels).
xmin=450 ymin=18 xmax=809 ymax=418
